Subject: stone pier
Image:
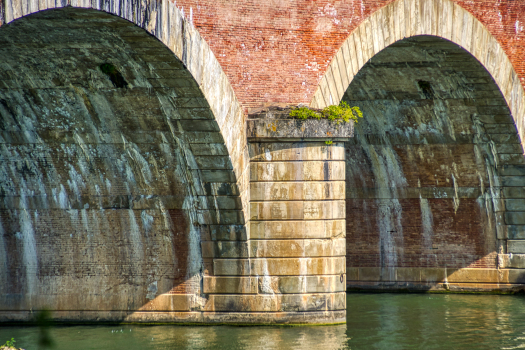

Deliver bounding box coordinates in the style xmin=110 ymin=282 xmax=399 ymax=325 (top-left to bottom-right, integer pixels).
xmin=240 ymin=107 xmax=352 ymax=324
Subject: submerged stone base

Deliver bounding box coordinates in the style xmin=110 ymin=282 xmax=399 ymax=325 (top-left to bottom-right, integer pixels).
xmin=347 ymin=267 xmax=525 ymax=293
xmin=2 ymin=310 xmax=346 ymax=325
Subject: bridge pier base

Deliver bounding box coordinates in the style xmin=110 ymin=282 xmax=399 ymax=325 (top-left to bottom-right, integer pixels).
xmin=217 ymin=107 xmax=352 ymax=324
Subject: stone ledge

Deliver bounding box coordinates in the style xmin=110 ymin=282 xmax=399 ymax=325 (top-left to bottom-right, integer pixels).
xmin=0 ymin=310 xmax=346 ymax=325
xmin=347 ymin=267 xmax=525 ymax=284
xmin=247 ymin=107 xmax=353 ymax=140
xmin=346 ymin=281 xmax=525 ymax=293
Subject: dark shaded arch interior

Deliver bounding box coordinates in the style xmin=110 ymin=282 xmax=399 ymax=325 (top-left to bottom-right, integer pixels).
xmin=0 ymin=8 xmax=216 ymax=310
xmin=343 ymin=35 xmax=523 ymax=288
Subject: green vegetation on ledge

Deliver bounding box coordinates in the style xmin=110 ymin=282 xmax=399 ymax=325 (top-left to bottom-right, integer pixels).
xmin=289 ymin=101 xmax=363 ymax=124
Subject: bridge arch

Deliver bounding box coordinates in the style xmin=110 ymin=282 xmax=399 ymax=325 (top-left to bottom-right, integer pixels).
xmin=312 ymin=0 xmax=524 ymax=144
xmin=2 ymin=0 xmax=248 ymax=202
xmin=313 ymin=0 xmax=525 ymax=290
xmin=0 ymin=7 xmax=248 ymax=322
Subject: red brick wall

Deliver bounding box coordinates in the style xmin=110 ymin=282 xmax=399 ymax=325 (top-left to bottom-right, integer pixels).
xmin=173 ymin=0 xmax=525 ymax=111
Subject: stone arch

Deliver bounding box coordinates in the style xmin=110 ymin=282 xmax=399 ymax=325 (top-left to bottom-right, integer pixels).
xmin=312 ymin=0 xmax=525 ymax=290
xmin=1 ymin=0 xmax=249 ymax=213
xmin=0 ymin=7 xmax=248 ymax=323
xmin=311 ymin=0 xmax=524 ymax=151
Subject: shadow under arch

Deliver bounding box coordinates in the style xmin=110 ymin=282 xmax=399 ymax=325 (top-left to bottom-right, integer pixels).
xmin=2 ymin=0 xmax=249 ymax=213
xmin=0 ymin=7 xmax=247 ymax=323
xmin=312 ymin=0 xmax=525 ymax=291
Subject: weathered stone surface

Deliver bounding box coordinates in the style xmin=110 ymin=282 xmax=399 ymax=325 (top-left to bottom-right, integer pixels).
xmin=249 ymin=142 xmax=345 ymax=162
xmin=205 ymin=292 xmax=346 ymax=312
xmin=214 ymin=257 xmax=346 ymax=276
xmin=203 ymin=277 xmax=258 ymax=294
xmin=250 ymin=220 xmax=346 ymax=239
xmin=0 ymin=7 xmax=253 ymax=325
xmin=499 ymin=254 xmax=525 ymax=268
xmin=507 ymin=240 xmax=525 ymax=254
xmin=247 ymin=108 xmax=353 ymax=140
xmin=250 ymin=181 xmax=346 ymax=201
xmin=250 ymin=161 xmax=345 ymax=181
xmin=347 ymin=267 xmax=525 ymax=287
xmin=250 ymin=200 xmax=345 ymax=220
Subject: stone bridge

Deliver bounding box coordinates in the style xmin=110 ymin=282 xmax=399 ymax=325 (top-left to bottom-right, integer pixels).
xmin=1 ymin=0 xmax=525 ymax=325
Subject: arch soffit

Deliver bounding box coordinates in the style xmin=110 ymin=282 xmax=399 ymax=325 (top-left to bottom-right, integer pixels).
xmin=311 ymin=0 xmax=525 ymax=150
xmin=2 ymin=0 xmax=248 ymax=206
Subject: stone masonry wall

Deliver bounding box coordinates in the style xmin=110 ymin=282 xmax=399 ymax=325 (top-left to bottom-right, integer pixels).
xmin=0 ymin=8 xmax=245 ymax=322
xmin=343 ymin=35 xmax=525 ymax=291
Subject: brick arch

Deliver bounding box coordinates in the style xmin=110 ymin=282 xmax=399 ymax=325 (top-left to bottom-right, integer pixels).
xmin=311 ymin=0 xmax=524 ymax=152
xmin=2 ymin=0 xmax=249 ymax=215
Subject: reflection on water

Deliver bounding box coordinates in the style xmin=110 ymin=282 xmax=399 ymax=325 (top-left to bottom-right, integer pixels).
xmin=2 ymin=294 xmax=525 ymax=350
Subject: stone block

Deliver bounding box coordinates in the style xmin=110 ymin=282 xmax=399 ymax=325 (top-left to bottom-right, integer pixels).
xmin=205 ymin=293 xmax=346 ymax=312
xmin=503 ymin=187 xmax=525 ymax=198
xmin=446 ymin=268 xmax=499 ymax=283
xmin=249 ymin=142 xmax=345 ymax=161
xmin=249 ymin=238 xmax=345 ymax=258
xmin=420 ymin=268 xmax=447 ymax=283
xmin=503 ymin=176 xmax=525 ymax=187
xmin=490 ymin=134 xmax=520 ymax=144
xmin=396 ymin=267 xmax=421 ymax=282
xmin=250 ymin=161 xmax=345 ymax=182
xmin=499 ymin=253 xmax=525 ymax=268
xmin=209 ymin=224 xmax=248 ymax=241
xmin=201 ymin=210 xmax=245 ymax=225
xmin=508 ymin=240 xmax=525 ymax=254
xmin=250 ymin=181 xmax=345 ymax=201
xmin=213 ymin=259 xmax=251 ymax=276
xmin=506 ymin=225 xmax=525 ymax=239
xmin=250 ymin=200 xmax=345 ymax=221
xmin=201 ymin=241 xmax=249 ymax=258
xmin=250 ymin=201 xmax=303 ymax=220
xmin=499 ymin=166 xmax=525 ymax=176
xmin=185 ymin=132 xmax=225 ymax=144
xmin=203 ymin=277 xmax=258 ymax=294
xmin=505 ymin=212 xmax=525 ymax=225
xmin=215 ymin=196 xmax=243 ymax=210
xmin=250 ymin=239 xmax=304 ymax=258
xmin=200 ymin=170 xmax=237 ymax=183
xmin=250 ymin=220 xmax=345 ymax=239
xmin=357 ymin=267 xmax=381 ymax=282
xmin=499 ymin=154 xmax=525 ymax=165
xmin=269 ymin=275 xmax=346 ymax=294
xmin=190 ymin=143 xmax=229 ymax=156
xmin=506 ymin=269 xmax=525 ymax=284
xmin=505 ymin=199 xmax=525 ymax=211
xmin=193 ymin=155 xmax=233 ymax=170
xmin=304 ymin=200 xmax=346 ymax=220
xmin=178 ymin=119 xmax=219 ymax=132
xmin=303 ymin=238 xmax=346 ymax=257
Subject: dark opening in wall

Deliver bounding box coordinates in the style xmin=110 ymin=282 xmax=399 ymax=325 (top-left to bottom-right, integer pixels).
xmin=100 ymin=63 xmax=128 ymax=88
xmin=417 ymin=80 xmax=434 ymax=99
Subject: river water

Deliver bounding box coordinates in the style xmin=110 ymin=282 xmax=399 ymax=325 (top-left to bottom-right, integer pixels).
xmin=2 ymin=293 xmax=525 ymax=350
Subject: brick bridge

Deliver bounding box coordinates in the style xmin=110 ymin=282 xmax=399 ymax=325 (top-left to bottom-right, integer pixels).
xmin=1 ymin=0 xmax=525 ymax=324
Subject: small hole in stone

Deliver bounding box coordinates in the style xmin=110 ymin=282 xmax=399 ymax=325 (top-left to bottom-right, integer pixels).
xmin=100 ymin=63 xmax=128 ymax=88
xmin=417 ymin=80 xmax=434 ymax=99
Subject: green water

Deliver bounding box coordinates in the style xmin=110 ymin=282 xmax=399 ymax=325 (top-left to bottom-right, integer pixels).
xmin=2 ymin=294 xmax=525 ymax=349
